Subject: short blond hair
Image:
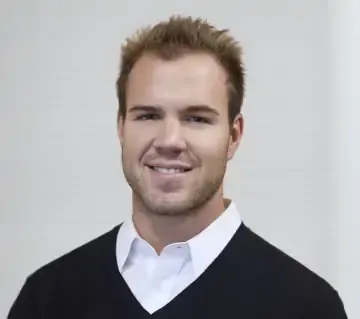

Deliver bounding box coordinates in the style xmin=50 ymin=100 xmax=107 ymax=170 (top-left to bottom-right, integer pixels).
xmin=116 ymin=15 xmax=245 ymax=123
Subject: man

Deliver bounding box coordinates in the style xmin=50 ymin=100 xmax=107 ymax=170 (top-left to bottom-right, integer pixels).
xmin=8 ymin=15 xmax=347 ymax=318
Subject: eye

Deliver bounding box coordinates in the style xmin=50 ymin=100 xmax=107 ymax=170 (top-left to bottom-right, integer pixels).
xmin=186 ymin=116 xmax=211 ymax=124
xmin=135 ymin=113 xmax=159 ymax=121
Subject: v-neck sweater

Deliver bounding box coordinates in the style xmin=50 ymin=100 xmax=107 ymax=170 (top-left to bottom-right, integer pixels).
xmin=8 ymin=224 xmax=347 ymax=318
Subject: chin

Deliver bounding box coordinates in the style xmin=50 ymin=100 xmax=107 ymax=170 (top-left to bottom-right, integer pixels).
xmin=144 ymin=196 xmax=194 ymax=216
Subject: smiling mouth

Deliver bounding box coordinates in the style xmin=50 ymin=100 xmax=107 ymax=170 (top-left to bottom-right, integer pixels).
xmin=147 ymin=166 xmax=192 ymax=174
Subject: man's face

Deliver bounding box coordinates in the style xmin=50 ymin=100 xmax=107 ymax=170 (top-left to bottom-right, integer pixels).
xmin=118 ymin=53 xmax=242 ymax=215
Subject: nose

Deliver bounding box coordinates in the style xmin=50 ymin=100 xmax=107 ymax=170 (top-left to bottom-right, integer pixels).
xmin=152 ymin=118 xmax=186 ymax=155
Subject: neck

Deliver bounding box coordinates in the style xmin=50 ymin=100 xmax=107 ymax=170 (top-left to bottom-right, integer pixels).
xmin=132 ymin=190 xmax=228 ymax=254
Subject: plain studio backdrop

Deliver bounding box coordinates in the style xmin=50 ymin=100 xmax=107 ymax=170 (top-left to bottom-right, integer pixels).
xmin=1 ymin=0 xmax=359 ymax=318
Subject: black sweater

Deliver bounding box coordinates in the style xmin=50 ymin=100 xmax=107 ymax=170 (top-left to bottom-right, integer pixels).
xmin=8 ymin=223 xmax=347 ymax=318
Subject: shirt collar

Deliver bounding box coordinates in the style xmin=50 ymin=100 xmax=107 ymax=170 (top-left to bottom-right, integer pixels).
xmin=116 ymin=214 xmax=139 ymax=272
xmin=187 ymin=200 xmax=241 ymax=276
xmin=116 ymin=199 xmax=242 ymax=274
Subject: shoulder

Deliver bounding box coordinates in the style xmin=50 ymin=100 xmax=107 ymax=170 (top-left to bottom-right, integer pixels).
xmin=8 ymin=225 xmax=121 ymax=317
xmin=21 ymin=224 xmax=121 ymax=295
xmin=240 ymin=224 xmax=332 ymax=291
xmin=34 ymin=225 xmax=120 ymax=276
xmin=237 ymin=224 xmax=347 ymax=317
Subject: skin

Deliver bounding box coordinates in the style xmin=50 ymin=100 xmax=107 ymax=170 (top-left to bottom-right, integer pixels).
xmin=117 ymin=52 xmax=243 ymax=254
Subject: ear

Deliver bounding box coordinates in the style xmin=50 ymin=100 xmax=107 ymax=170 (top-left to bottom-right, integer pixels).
xmin=228 ymin=113 xmax=244 ymax=161
xmin=117 ymin=116 xmax=124 ymax=145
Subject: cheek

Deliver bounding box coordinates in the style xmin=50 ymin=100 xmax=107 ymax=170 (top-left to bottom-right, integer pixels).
xmin=122 ymin=128 xmax=152 ymax=161
xmin=187 ymin=131 xmax=229 ymax=160
xmin=124 ymin=121 xmax=157 ymax=141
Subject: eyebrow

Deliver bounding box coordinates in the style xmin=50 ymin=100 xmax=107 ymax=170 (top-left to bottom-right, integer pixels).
xmin=128 ymin=105 xmax=162 ymax=113
xmin=128 ymin=105 xmax=220 ymax=116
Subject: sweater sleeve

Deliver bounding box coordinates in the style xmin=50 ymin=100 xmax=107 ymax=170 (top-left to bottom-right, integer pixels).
xmin=304 ymin=289 xmax=347 ymax=319
xmin=7 ymin=275 xmax=42 ymax=319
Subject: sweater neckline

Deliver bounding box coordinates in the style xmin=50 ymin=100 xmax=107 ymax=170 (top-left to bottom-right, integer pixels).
xmin=104 ymin=222 xmax=247 ymax=318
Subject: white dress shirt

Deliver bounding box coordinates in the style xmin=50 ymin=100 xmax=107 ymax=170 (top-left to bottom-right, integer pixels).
xmin=116 ymin=200 xmax=241 ymax=314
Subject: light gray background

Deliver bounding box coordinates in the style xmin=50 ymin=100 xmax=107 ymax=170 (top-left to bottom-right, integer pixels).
xmin=1 ymin=0 xmax=358 ymax=317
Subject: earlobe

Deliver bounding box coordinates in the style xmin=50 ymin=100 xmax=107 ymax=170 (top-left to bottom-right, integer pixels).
xmin=227 ymin=114 xmax=243 ymax=160
xmin=227 ymin=140 xmax=238 ymax=161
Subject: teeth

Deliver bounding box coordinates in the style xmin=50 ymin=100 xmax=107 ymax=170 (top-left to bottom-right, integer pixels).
xmin=152 ymin=167 xmax=186 ymax=174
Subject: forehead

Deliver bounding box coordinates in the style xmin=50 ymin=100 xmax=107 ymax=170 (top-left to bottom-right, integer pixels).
xmin=126 ymin=53 xmax=229 ymax=112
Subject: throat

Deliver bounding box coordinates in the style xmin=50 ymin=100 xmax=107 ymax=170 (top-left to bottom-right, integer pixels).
xmin=132 ymin=196 xmax=227 ymax=254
